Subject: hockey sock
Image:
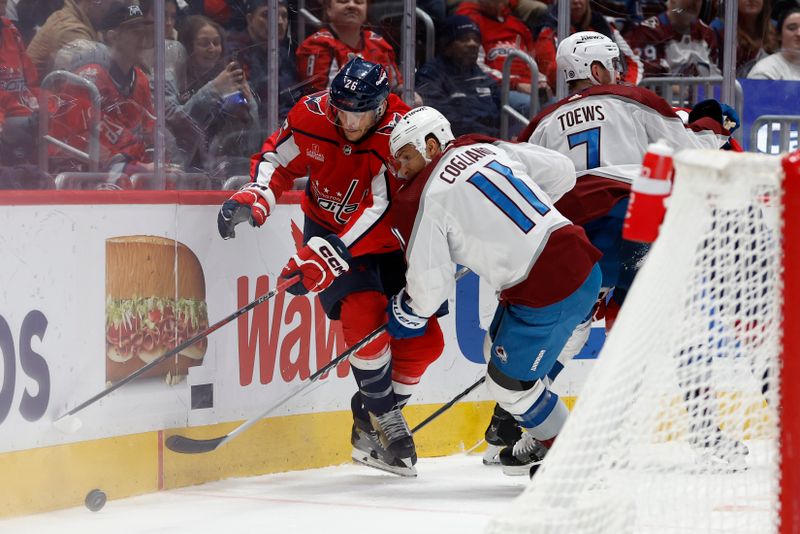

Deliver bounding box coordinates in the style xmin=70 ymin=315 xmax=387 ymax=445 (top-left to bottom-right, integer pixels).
xmin=351 ymin=350 xmax=396 ymax=416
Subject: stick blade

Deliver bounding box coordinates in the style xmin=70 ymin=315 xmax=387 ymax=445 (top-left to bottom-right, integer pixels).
xmin=53 ymin=414 xmax=83 ymax=434
xmin=165 ymin=434 xmax=226 ymax=454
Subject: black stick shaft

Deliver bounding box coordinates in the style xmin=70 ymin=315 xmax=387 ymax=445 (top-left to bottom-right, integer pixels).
xmin=166 ymin=267 xmax=474 ymax=454
xmin=166 ymin=321 xmax=390 ymax=453
xmin=55 ymin=275 xmax=300 ymax=422
xmin=411 ymin=376 xmax=486 ymax=434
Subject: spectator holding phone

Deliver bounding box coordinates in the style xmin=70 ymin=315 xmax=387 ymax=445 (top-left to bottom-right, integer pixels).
xmin=175 ymin=14 xmax=260 ymax=176
xmin=226 ymin=0 xmax=303 ymax=125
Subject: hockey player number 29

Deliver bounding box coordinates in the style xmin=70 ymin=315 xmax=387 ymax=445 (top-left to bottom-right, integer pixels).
xmin=567 ymin=127 xmax=601 ymax=169
xmin=467 ymin=160 xmax=550 ymax=233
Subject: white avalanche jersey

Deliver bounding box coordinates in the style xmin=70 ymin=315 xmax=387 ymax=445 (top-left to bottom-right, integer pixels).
xmin=391 ymin=136 xmax=599 ymax=317
xmin=521 ymin=84 xmax=730 ymax=172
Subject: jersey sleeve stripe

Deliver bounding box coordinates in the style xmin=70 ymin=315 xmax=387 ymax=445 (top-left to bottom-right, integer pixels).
xmin=339 ymin=167 xmax=392 ymax=249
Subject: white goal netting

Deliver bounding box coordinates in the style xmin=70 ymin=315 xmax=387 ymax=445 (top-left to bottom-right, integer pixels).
xmin=486 ymin=150 xmax=785 ymax=534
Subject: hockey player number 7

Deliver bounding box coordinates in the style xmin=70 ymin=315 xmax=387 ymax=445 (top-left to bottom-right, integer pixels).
xmin=567 ymin=127 xmax=601 ymax=169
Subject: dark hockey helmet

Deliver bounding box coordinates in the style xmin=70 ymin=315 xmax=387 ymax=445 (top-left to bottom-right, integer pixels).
xmin=328 ymin=57 xmax=390 ymax=113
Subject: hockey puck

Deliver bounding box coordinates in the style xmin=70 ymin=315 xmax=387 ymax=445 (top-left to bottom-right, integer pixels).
xmin=84 ymin=489 xmax=107 ymax=512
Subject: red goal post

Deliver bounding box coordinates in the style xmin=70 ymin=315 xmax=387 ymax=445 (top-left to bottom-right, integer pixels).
xmin=781 ymin=150 xmax=799 ymax=534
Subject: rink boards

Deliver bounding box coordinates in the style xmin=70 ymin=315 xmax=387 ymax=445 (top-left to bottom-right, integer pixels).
xmin=0 ymin=191 xmax=597 ymax=517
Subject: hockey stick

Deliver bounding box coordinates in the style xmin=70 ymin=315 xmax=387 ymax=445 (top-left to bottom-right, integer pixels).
xmin=53 ymin=275 xmax=301 ymax=433
xmin=165 ymin=266 xmax=472 ymax=454
xmin=411 ymin=376 xmax=486 ymax=434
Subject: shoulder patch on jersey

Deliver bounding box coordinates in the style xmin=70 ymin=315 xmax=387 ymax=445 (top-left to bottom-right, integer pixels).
xmin=376 ymin=111 xmax=403 ymax=135
xmin=304 ymin=94 xmax=326 ymax=116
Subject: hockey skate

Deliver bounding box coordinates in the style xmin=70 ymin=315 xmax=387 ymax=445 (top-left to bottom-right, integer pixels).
xmin=483 ymin=404 xmax=522 ymax=466
xmin=499 ymin=431 xmax=550 ymax=477
xmin=689 ymin=426 xmax=749 ymax=473
xmin=350 ymin=395 xmax=417 ymax=477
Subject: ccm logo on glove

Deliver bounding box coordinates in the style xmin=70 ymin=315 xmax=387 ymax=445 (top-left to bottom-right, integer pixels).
xmin=318 ymin=244 xmax=347 ymax=276
xmin=280 ymin=235 xmax=352 ymax=295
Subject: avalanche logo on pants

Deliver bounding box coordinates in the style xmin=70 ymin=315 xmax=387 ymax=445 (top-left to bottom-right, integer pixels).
xmin=494 ymin=345 xmax=508 ymax=364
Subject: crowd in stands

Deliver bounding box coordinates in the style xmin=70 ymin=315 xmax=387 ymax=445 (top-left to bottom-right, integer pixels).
xmin=0 ymin=0 xmax=798 ymax=188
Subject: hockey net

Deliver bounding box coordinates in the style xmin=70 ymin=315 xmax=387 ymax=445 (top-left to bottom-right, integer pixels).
xmin=486 ymin=149 xmax=800 ymax=534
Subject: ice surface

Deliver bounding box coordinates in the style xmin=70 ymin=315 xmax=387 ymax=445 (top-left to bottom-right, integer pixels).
xmin=0 ymin=454 xmax=527 ymax=534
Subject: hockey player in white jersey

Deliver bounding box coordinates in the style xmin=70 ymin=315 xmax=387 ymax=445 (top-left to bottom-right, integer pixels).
xmin=518 ymin=31 xmax=739 ymax=361
xmin=385 ymin=106 xmax=603 ymax=476
xmin=520 ymin=31 xmax=736 ymax=172
xmin=516 ymin=31 xmax=747 ymax=471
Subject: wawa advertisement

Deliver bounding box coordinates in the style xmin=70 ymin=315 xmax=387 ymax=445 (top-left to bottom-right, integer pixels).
xmin=0 ymin=199 xmax=600 ymax=453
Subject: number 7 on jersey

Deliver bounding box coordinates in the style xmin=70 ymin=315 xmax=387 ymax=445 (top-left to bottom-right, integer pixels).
xmin=568 ymin=127 xmax=601 ymax=169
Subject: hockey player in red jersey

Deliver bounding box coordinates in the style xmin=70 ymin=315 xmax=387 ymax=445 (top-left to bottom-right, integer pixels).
xmin=217 ymin=58 xmax=444 ymax=477
xmin=49 ymin=3 xmax=155 ymax=175
xmin=385 ymin=106 xmax=601 ymax=477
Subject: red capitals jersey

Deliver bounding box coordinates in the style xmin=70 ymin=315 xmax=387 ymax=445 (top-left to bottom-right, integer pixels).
xmin=0 ymin=18 xmax=38 ymax=124
xmin=623 ymin=14 xmax=719 ymax=77
xmin=50 ymin=63 xmax=154 ymax=170
xmin=250 ymin=92 xmax=410 ymax=257
xmin=296 ymin=27 xmax=402 ymax=92
xmin=455 ymin=2 xmax=536 ymax=89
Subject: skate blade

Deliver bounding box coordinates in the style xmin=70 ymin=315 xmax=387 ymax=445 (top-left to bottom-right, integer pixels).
xmin=482 ymin=444 xmax=502 ymax=466
xmin=351 ymin=448 xmax=417 ymax=478
xmin=502 ymin=461 xmax=542 ymax=476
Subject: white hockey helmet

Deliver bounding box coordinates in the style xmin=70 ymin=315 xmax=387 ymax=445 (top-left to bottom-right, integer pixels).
xmin=556 ymin=31 xmax=621 ymax=85
xmin=389 ymin=106 xmax=455 ymax=162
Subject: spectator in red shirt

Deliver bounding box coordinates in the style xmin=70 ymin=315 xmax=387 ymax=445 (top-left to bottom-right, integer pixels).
xmin=0 ymin=12 xmax=39 ymax=165
xmin=456 ymin=0 xmax=540 ymax=120
xmin=296 ymin=0 xmax=403 ymax=92
xmin=49 ymin=3 xmax=156 ymax=175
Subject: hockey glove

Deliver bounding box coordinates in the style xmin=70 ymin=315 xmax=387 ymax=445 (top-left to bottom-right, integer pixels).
xmin=280 ymin=234 xmax=351 ymax=295
xmin=387 ymin=289 xmax=429 ymax=339
xmin=720 ymin=104 xmax=740 ymax=134
xmin=217 ymin=183 xmax=276 ymax=239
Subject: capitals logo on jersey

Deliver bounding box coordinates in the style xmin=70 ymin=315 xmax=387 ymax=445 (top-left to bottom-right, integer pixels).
xmin=311 ymin=178 xmax=360 ymax=224
xmin=486 ymin=43 xmax=518 ymax=62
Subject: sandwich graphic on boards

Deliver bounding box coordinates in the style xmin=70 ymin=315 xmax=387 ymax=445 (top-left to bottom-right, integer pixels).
xmin=105 ymin=236 xmax=208 ymax=385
